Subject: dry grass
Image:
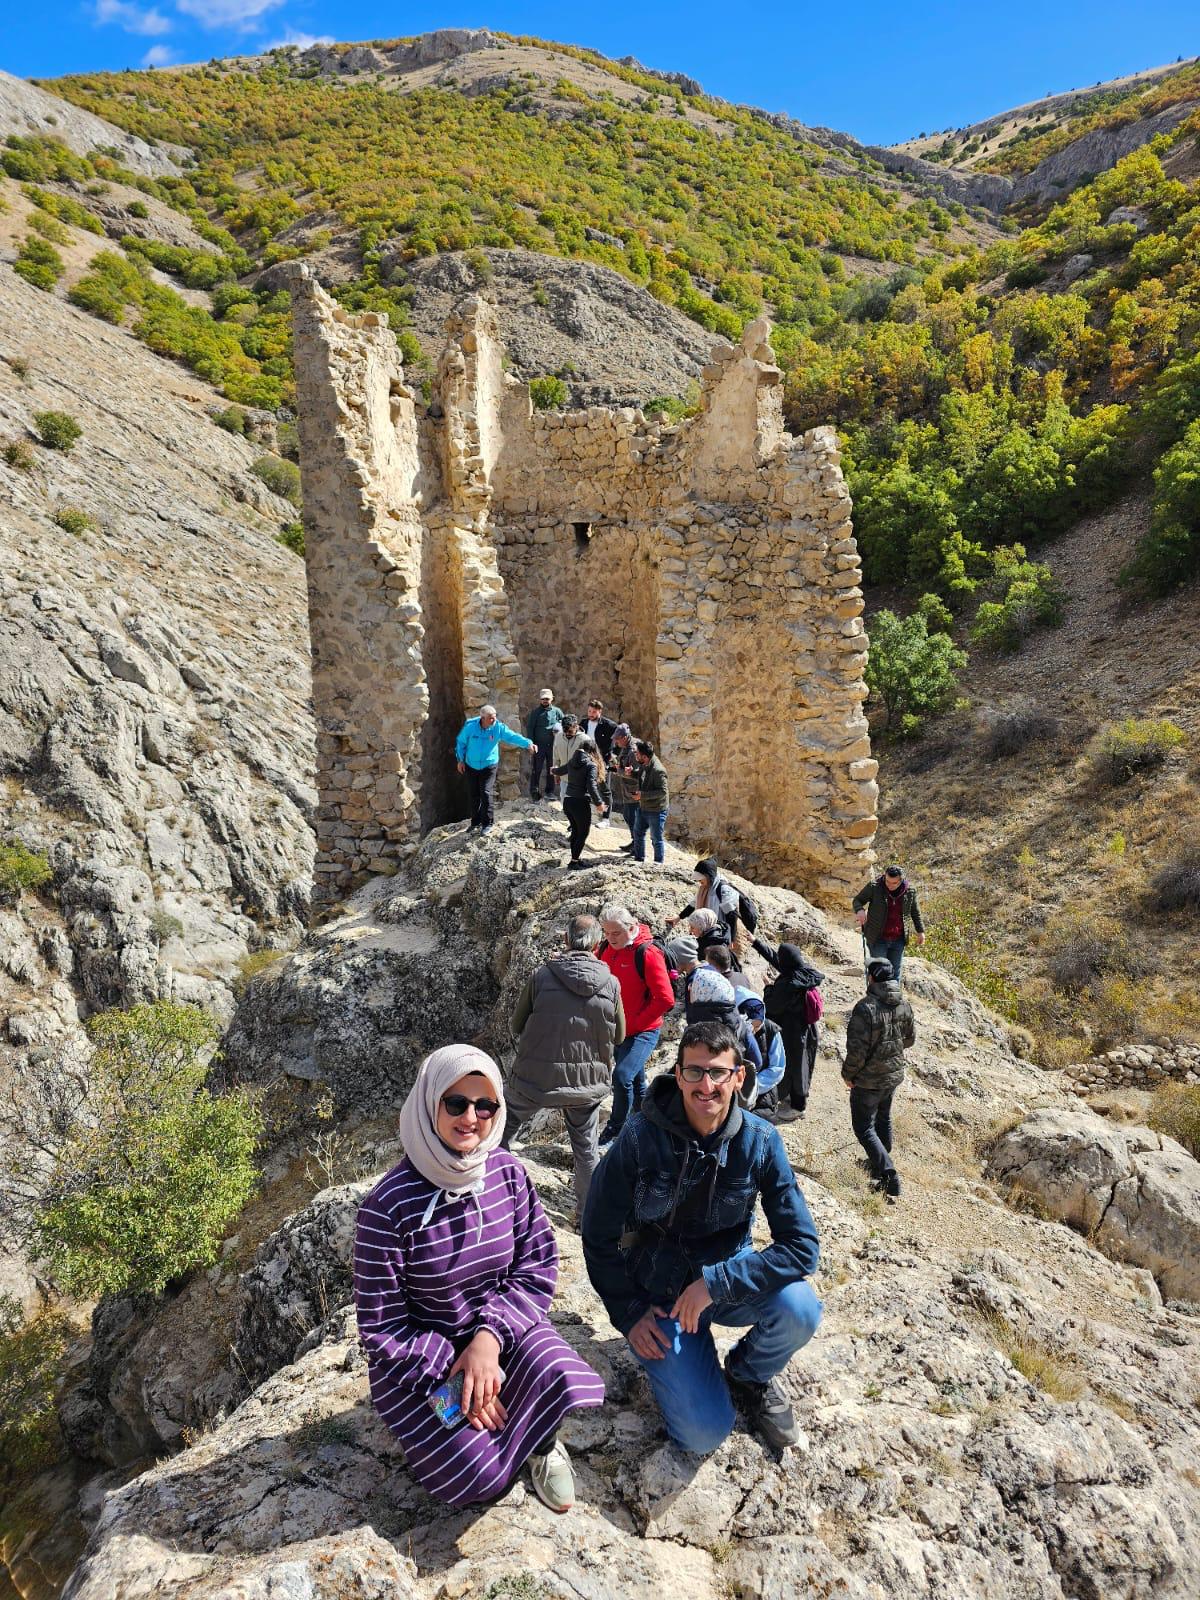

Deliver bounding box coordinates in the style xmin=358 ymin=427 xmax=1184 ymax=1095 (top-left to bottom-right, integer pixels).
xmin=977 ymin=1311 xmax=1085 ymax=1402
xmin=1148 ymin=1083 xmax=1200 ymax=1159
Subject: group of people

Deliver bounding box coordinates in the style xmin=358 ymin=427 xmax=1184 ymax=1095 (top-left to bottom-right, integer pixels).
xmin=353 ymin=861 xmax=923 ymax=1519
xmin=454 ymin=691 xmax=670 ymax=866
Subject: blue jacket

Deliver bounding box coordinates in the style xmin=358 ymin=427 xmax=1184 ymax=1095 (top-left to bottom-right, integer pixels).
xmin=582 ymin=1074 xmax=819 ymax=1334
xmin=454 ymin=717 xmax=532 ymax=770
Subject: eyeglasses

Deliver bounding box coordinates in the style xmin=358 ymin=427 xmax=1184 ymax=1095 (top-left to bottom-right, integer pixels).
xmin=679 ymin=1065 xmax=738 ymax=1085
xmin=441 ymin=1094 xmax=501 ymax=1119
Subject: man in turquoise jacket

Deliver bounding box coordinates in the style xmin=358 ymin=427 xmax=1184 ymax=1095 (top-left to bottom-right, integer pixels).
xmin=455 ymin=705 xmax=534 ymax=835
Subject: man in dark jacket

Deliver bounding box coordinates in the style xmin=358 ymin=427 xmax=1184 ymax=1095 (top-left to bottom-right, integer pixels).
xmin=583 ymin=698 xmax=617 ymax=823
xmin=583 ymin=1020 xmax=821 ymax=1456
xmin=853 ymin=865 xmax=925 ymax=982
xmin=751 ymin=938 xmax=825 ymax=1123
xmin=525 ymin=688 xmax=564 ymax=801
xmin=842 ymin=958 xmax=916 ymax=1203
xmin=502 ymin=914 xmax=625 ymax=1213
xmin=631 ymin=741 xmax=669 ymax=864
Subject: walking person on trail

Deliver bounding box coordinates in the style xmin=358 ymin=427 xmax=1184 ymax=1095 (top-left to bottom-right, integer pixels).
xmin=606 ymin=724 xmax=639 ymax=850
xmin=853 ymin=864 xmax=925 ymax=982
xmin=667 ymin=857 xmax=742 ymax=951
xmin=750 ymin=937 xmax=825 ymax=1124
xmin=843 ymin=958 xmax=915 ymax=1203
xmin=526 ymin=689 xmax=563 ymax=802
xmin=582 ymin=1020 xmax=821 ymax=1456
xmin=454 ymin=704 xmax=536 ymax=836
xmin=501 ymin=914 xmax=624 ymax=1217
xmin=596 ymin=903 xmax=675 ymax=1144
xmin=353 ymin=1045 xmax=604 ymax=1513
xmin=582 ymin=698 xmax=617 ymax=824
xmin=554 ymin=737 xmax=604 ymax=871
xmin=630 ymin=740 xmax=669 ymax=865
xmin=552 ymin=714 xmax=586 ymax=791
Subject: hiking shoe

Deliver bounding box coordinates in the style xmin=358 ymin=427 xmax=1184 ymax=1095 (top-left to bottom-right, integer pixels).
xmin=530 ymin=1439 xmax=574 ymax=1513
xmin=882 ymin=1170 xmax=901 ymax=1203
xmin=723 ymin=1358 xmax=800 ymax=1452
xmin=773 ymin=1104 xmax=804 ymax=1125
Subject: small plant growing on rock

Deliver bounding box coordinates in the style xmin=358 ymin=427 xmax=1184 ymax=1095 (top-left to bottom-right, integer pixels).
xmin=528 ymin=375 xmax=569 ymax=411
xmin=127 ymin=199 xmax=149 ymax=219
xmin=251 ymin=454 xmax=302 ymax=507
xmin=32 ymin=410 xmax=82 ymax=452
xmin=213 ymin=405 xmax=248 ymax=435
xmin=52 ymin=506 xmax=93 ymax=535
xmin=276 ymin=521 xmax=305 ymax=557
xmin=13 ymin=235 xmax=65 ymax=291
xmin=0 ymin=842 xmax=53 ymax=904
xmin=2 ymin=438 xmax=35 ymax=471
xmin=233 ymin=947 xmax=285 ymax=996
xmin=148 ymin=907 xmax=184 ymax=945
xmin=1095 ymin=718 xmax=1185 ymax=784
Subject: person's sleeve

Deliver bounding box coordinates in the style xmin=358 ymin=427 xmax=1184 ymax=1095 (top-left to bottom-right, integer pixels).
xmin=613 ymin=987 xmax=626 ymax=1049
xmin=454 ymin=723 xmax=468 ymax=762
xmin=901 ymin=1001 xmax=917 ymax=1048
xmin=751 ymin=936 xmax=780 ymax=970
xmin=585 ymin=763 xmax=603 ymax=806
xmin=851 ymin=882 xmax=872 ymax=913
xmin=843 ymin=999 xmax=872 ymax=1080
xmin=740 ymin=1024 xmax=762 ymax=1071
xmin=702 ymin=1132 xmax=819 ymax=1306
xmin=679 ymin=901 xmax=696 ymax=920
xmin=353 ymin=1194 xmax=455 ymax=1392
xmin=525 ymin=708 xmax=537 ymax=740
xmin=642 ymin=943 xmax=675 ymax=1021
xmin=581 ymin=1128 xmax=646 ymax=1334
xmin=498 ymin=721 xmax=532 ymax=750
xmin=510 ymin=975 xmax=535 ymax=1038
xmin=475 ymin=1166 xmax=557 ymax=1354
xmin=552 ymin=762 xmax=568 ymax=777
xmin=909 ymin=891 xmax=925 ymax=934
xmin=757 ymin=1033 xmax=786 ymax=1095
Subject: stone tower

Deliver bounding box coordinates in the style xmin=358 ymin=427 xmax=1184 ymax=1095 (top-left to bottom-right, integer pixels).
xmin=288 ymin=266 xmax=877 ymax=907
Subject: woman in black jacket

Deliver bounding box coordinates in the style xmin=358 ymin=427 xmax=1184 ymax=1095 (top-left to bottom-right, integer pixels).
xmin=554 ymin=737 xmax=603 ymax=871
xmin=751 ymin=937 xmax=825 ymax=1122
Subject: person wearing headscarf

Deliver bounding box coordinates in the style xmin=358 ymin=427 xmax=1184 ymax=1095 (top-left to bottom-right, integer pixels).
xmin=669 ymin=858 xmax=742 ymax=946
xmin=353 ymin=1045 xmax=604 ymax=1512
xmin=683 ymin=959 xmax=762 ymax=1081
xmin=684 ymin=907 xmax=729 ymax=962
xmin=751 ymin=937 xmax=826 ymax=1123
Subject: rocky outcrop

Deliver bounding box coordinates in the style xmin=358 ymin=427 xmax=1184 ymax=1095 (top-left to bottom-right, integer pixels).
xmin=1011 ymin=103 xmax=1197 ymax=204
xmin=863 ymin=145 xmax=1014 ymax=212
xmin=0 ymin=69 xmax=187 ymax=176
xmin=988 ymin=1109 xmax=1200 ymax=1302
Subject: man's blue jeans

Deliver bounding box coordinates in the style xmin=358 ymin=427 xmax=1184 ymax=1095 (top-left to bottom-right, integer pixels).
xmin=620 ymin=801 xmax=639 ymax=837
xmin=603 ymin=1027 xmax=660 ymax=1138
xmin=633 ymin=1277 xmax=822 ymax=1455
xmin=632 ymin=807 xmax=667 ymax=863
xmin=869 ymin=936 xmax=906 ymax=981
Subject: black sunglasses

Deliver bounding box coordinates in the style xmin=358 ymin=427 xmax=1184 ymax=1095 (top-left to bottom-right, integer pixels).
xmin=441 ymin=1093 xmax=501 ymax=1119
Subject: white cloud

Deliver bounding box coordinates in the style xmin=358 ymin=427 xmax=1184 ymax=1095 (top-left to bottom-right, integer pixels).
xmin=262 ymin=28 xmax=333 ymax=51
xmin=94 ymin=0 xmax=173 ymax=35
xmin=175 ymin=0 xmax=284 ymax=29
xmin=141 ymin=43 xmax=178 ymax=66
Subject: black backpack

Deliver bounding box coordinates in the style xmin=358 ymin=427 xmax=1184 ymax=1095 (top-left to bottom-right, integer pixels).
xmin=737 ymin=890 xmax=759 ymax=935
xmin=599 ymin=936 xmax=683 ymax=1005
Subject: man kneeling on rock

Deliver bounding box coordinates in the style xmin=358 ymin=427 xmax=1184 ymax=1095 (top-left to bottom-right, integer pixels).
xmin=582 ymin=1021 xmax=821 ymax=1456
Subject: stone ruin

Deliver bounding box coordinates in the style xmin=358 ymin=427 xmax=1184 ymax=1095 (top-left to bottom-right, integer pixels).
xmin=287 ymin=264 xmax=878 ymax=908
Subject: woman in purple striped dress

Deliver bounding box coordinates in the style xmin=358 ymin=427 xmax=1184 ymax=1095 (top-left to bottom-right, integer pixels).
xmin=354 ymin=1043 xmax=605 ymax=1512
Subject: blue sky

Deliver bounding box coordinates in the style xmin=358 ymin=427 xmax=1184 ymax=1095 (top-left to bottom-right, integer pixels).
xmin=4 ymin=2 xmax=1195 ymax=144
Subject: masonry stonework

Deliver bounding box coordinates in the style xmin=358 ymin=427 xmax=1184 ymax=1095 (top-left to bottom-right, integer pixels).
xmin=288 ymin=265 xmax=877 ymax=907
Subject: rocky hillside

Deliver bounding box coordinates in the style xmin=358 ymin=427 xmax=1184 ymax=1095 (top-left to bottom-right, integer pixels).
xmin=41 ymin=813 xmax=1200 ymax=1600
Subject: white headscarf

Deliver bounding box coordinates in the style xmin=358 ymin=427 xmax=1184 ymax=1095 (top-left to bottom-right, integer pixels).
xmin=397 ymin=1045 xmax=507 ymax=1232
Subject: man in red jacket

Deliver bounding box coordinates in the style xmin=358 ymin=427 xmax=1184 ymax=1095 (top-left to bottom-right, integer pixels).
xmin=598 ymin=902 xmax=675 ymax=1145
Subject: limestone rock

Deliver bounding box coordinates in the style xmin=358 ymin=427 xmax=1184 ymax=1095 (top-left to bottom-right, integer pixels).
xmin=987 ymin=1108 xmax=1200 ymax=1302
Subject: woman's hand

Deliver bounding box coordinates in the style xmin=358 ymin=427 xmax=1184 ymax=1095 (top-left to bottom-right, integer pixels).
xmin=450 ymin=1329 xmax=505 ymax=1417
xmin=466 ymin=1394 xmax=508 ymax=1433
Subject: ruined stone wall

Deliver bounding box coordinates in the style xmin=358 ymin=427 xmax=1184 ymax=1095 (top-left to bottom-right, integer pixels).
xmin=289 ymin=266 xmax=877 ymax=906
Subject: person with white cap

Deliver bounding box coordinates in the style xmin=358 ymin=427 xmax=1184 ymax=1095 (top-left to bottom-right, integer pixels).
xmin=353 ymin=1045 xmax=604 ymax=1510
xmin=525 ymin=689 xmax=564 ymax=802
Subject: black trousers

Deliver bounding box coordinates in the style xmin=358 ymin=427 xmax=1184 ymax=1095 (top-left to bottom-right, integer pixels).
xmin=530 ymin=745 xmax=557 ymax=798
xmin=781 ymin=1023 xmax=819 ymax=1112
xmin=465 ymin=764 xmax=497 ymax=829
xmin=563 ymin=795 xmax=592 ymax=860
xmin=850 ymin=1083 xmax=896 ymax=1178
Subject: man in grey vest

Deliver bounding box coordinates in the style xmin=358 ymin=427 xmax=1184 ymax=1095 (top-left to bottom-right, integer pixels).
xmin=501 ymin=914 xmax=625 ymax=1216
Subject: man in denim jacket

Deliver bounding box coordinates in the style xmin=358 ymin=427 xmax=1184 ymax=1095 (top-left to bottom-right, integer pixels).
xmin=582 ymin=1020 xmax=820 ymax=1454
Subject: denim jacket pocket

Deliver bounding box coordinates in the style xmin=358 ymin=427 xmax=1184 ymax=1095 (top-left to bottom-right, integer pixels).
xmin=712 ymin=1177 xmax=756 ymax=1232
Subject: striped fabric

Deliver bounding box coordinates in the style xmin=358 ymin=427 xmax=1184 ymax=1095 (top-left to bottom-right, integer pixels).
xmin=354 ymin=1149 xmax=604 ymax=1507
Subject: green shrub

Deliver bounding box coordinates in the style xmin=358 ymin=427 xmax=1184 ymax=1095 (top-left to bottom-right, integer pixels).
xmin=2 ymin=438 xmax=35 ymax=471
xmin=865 ymin=604 xmax=967 ymax=735
xmin=0 ymin=842 xmax=53 ymax=901
xmin=276 ymin=419 xmax=299 ymax=460
xmin=214 ymin=405 xmax=248 ymax=434
xmin=148 ymin=907 xmax=184 ymax=944
xmin=970 ymin=545 xmax=1066 ymax=651
xmin=1148 ymin=1082 xmax=1200 ymax=1159
xmin=1120 ymin=418 xmax=1200 ymax=594
xmin=276 ymin=520 xmax=305 ymax=556
xmin=52 ymin=506 xmax=93 ymax=535
xmin=32 ymin=410 xmax=82 ymax=451
xmin=0 ymin=1295 xmax=68 ymax=1483
xmin=923 ymin=892 xmax=1020 ymax=1017
xmin=528 ymin=375 xmax=569 ymax=411
xmin=1043 ymin=912 xmax=1147 ymax=994
xmin=127 ymin=199 xmax=149 ymax=219
xmin=13 ymin=235 xmax=65 ymax=291
xmin=68 ymin=270 xmax=129 ymax=324
xmin=27 ymin=209 xmax=69 ymax=244
xmin=251 ymin=454 xmax=301 ymax=506
xmin=1094 ymin=717 xmax=1186 ymax=784
xmin=32 ymin=1002 xmax=262 ymax=1299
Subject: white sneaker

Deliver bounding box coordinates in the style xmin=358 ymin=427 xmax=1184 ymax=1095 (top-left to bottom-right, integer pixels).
xmin=530 ymin=1438 xmax=574 ymax=1513
xmin=596 ymin=816 xmax=609 ymax=828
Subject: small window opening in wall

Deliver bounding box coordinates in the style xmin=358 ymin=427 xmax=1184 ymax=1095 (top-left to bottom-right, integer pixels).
xmin=573 ymin=521 xmax=593 ymax=547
